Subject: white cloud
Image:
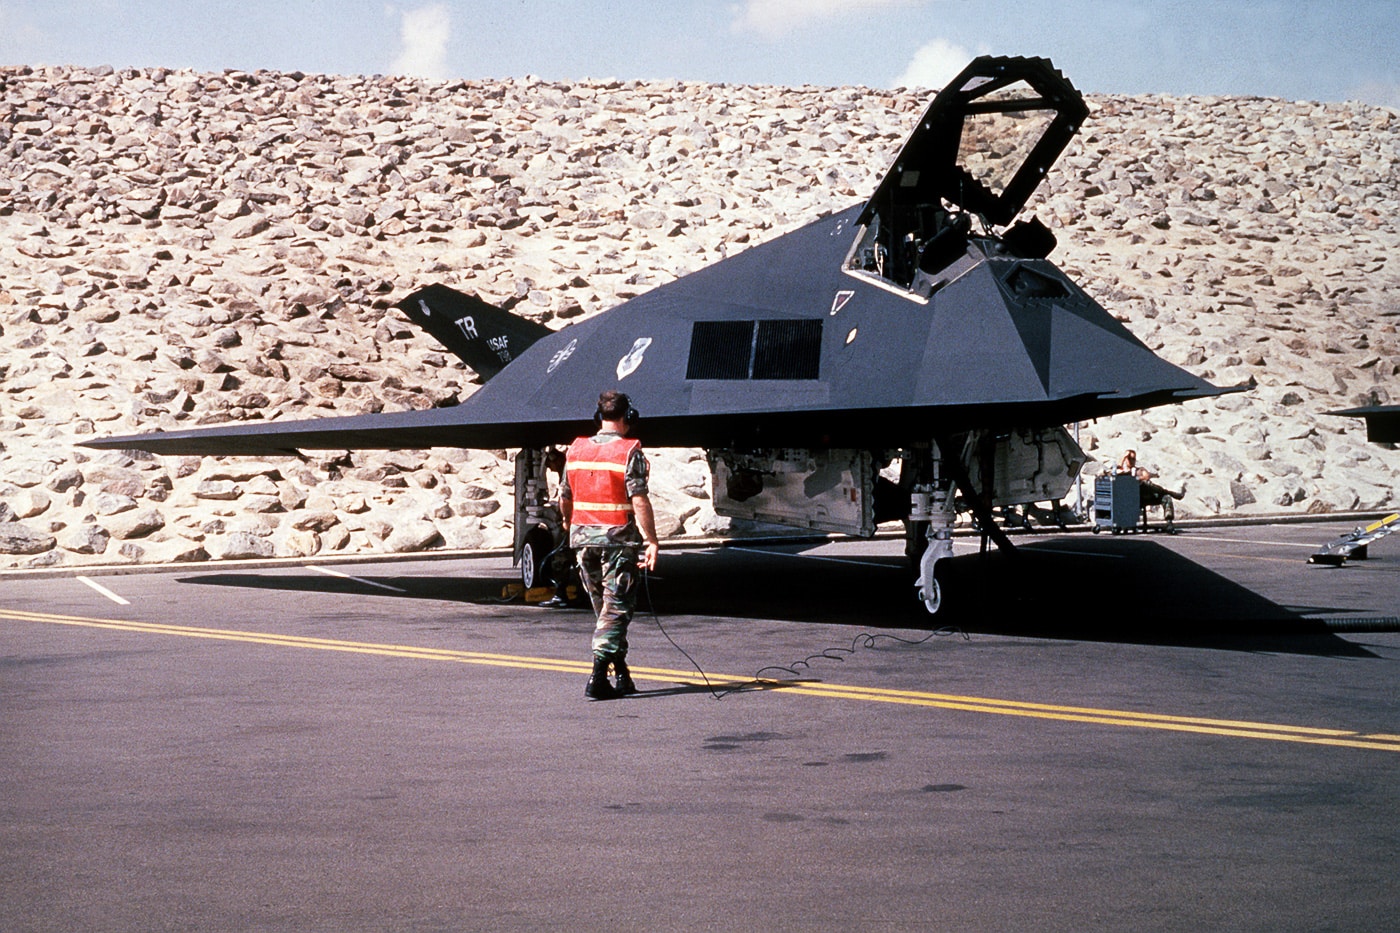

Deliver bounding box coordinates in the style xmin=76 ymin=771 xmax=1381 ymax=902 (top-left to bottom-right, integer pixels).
xmin=731 ymin=0 xmax=920 ymax=39
xmin=392 ymin=3 xmax=451 ymax=79
xmin=892 ymin=37 xmax=973 ymax=90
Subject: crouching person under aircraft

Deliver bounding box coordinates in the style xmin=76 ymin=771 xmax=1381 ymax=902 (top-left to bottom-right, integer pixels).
xmin=560 ymin=390 xmax=660 ymax=700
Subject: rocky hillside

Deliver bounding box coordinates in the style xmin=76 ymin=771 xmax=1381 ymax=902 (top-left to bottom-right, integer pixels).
xmin=1 ymin=65 xmax=1397 ymax=568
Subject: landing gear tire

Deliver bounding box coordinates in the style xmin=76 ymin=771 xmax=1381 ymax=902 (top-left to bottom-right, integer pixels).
xmin=520 ymin=528 xmax=553 ymax=590
xmin=916 ymin=536 xmax=953 ymax=617
xmin=919 ymin=577 xmax=943 ymax=615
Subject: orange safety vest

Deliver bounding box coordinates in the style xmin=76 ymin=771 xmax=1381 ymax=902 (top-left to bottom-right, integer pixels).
xmin=565 ymin=435 xmax=641 ymax=527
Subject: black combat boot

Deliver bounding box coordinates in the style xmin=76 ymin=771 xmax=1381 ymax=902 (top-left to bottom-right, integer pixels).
xmin=613 ymin=653 xmax=637 ymax=696
xmin=585 ymin=655 xmax=619 ymax=700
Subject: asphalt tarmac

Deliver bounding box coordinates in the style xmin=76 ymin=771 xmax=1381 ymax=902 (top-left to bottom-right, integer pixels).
xmin=3 ymin=519 xmax=1399 ymax=931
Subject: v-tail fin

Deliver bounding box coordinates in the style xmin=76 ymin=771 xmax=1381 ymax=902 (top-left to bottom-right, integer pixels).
xmin=395 ymin=284 xmax=553 ymax=381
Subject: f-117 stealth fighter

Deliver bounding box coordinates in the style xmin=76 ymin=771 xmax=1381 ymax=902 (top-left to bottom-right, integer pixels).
xmin=86 ymin=55 xmax=1235 ymax=612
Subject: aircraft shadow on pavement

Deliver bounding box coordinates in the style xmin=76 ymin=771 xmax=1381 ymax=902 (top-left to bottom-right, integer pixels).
xmin=176 ymin=535 xmax=1375 ymax=657
xmin=654 ymin=539 xmax=1376 ymax=658
xmin=950 ymin=539 xmax=1382 ymax=657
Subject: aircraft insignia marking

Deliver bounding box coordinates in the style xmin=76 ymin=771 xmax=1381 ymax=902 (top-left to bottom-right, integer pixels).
xmin=548 ymin=338 xmax=578 ymax=373
xmin=617 ymin=337 xmax=653 ymax=380
xmin=831 ymin=290 xmax=855 ymax=315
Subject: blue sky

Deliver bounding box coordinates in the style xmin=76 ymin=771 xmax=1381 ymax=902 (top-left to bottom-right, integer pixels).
xmin=2 ymin=1 xmax=1398 ymax=107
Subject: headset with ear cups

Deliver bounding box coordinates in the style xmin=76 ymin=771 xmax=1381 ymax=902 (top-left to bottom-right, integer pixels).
xmin=594 ymin=394 xmax=640 ymax=426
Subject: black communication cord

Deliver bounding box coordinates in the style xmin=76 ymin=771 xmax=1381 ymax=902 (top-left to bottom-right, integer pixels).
xmin=640 ymin=567 xmax=967 ymax=701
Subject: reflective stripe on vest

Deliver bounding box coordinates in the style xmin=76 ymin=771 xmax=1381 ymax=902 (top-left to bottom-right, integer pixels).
xmin=566 ymin=435 xmax=640 ymax=527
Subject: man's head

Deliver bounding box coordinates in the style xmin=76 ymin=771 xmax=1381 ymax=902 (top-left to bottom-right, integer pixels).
xmin=596 ymin=390 xmax=637 ymax=430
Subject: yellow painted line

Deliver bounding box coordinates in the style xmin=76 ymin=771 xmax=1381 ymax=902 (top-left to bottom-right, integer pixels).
xmin=0 ymin=608 xmax=591 ymax=674
xmin=5 ymin=607 xmax=1399 ymax=753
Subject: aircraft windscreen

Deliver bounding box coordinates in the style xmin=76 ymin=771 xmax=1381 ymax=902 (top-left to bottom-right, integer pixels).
xmin=957 ymin=81 xmax=1059 ymax=199
xmin=846 ymin=57 xmax=1089 ymax=297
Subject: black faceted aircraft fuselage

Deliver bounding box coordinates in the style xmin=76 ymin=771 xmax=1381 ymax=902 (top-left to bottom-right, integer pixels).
xmin=85 ymin=56 xmax=1237 ymax=613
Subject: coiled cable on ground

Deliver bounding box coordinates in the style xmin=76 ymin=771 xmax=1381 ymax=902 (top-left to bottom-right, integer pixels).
xmin=641 ymin=568 xmax=967 ymax=700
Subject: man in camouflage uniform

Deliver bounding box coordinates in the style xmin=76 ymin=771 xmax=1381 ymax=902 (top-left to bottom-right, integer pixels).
xmin=560 ymin=390 xmax=660 ymax=700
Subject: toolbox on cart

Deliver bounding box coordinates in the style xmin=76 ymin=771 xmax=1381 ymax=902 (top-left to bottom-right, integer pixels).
xmin=1094 ymin=473 xmax=1140 ymax=534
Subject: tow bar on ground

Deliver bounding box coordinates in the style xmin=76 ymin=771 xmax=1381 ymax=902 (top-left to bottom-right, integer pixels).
xmin=1308 ymin=513 xmax=1399 ymax=566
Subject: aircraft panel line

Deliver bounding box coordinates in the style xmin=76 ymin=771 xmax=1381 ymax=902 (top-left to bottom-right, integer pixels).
xmin=4 ymin=607 xmax=1398 ymax=754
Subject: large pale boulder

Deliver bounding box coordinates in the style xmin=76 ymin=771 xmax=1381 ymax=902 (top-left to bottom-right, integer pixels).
xmin=0 ymin=524 xmax=56 ymax=555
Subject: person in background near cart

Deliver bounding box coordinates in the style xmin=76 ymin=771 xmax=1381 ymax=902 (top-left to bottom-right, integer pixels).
xmin=560 ymin=390 xmax=660 ymax=700
xmin=1117 ymin=448 xmax=1185 ymax=522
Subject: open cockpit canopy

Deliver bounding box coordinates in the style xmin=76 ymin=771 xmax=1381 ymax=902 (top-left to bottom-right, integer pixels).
xmin=849 ymin=56 xmax=1089 ymax=292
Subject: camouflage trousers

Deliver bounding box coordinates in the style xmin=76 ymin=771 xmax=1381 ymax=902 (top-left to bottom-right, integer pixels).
xmin=576 ymin=545 xmax=640 ymax=659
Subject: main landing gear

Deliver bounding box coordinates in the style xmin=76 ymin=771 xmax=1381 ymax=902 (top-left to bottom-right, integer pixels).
xmin=904 ymin=433 xmax=1024 ymax=616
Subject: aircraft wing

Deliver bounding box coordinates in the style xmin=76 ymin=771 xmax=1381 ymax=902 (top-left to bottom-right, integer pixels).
xmin=1328 ymin=405 xmax=1400 ymax=444
xmin=82 ymin=204 xmax=1231 ymax=456
xmin=84 ymin=55 xmax=1237 ymax=460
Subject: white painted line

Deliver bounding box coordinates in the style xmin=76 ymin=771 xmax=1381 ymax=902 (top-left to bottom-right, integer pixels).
xmin=306 ymin=565 xmax=408 ymax=593
xmin=1026 ymin=545 xmax=1127 ymax=559
xmin=723 ymin=546 xmax=905 ymax=571
xmin=1187 ymin=534 xmax=1318 ymax=549
xmin=76 ymin=576 xmax=131 ymax=606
